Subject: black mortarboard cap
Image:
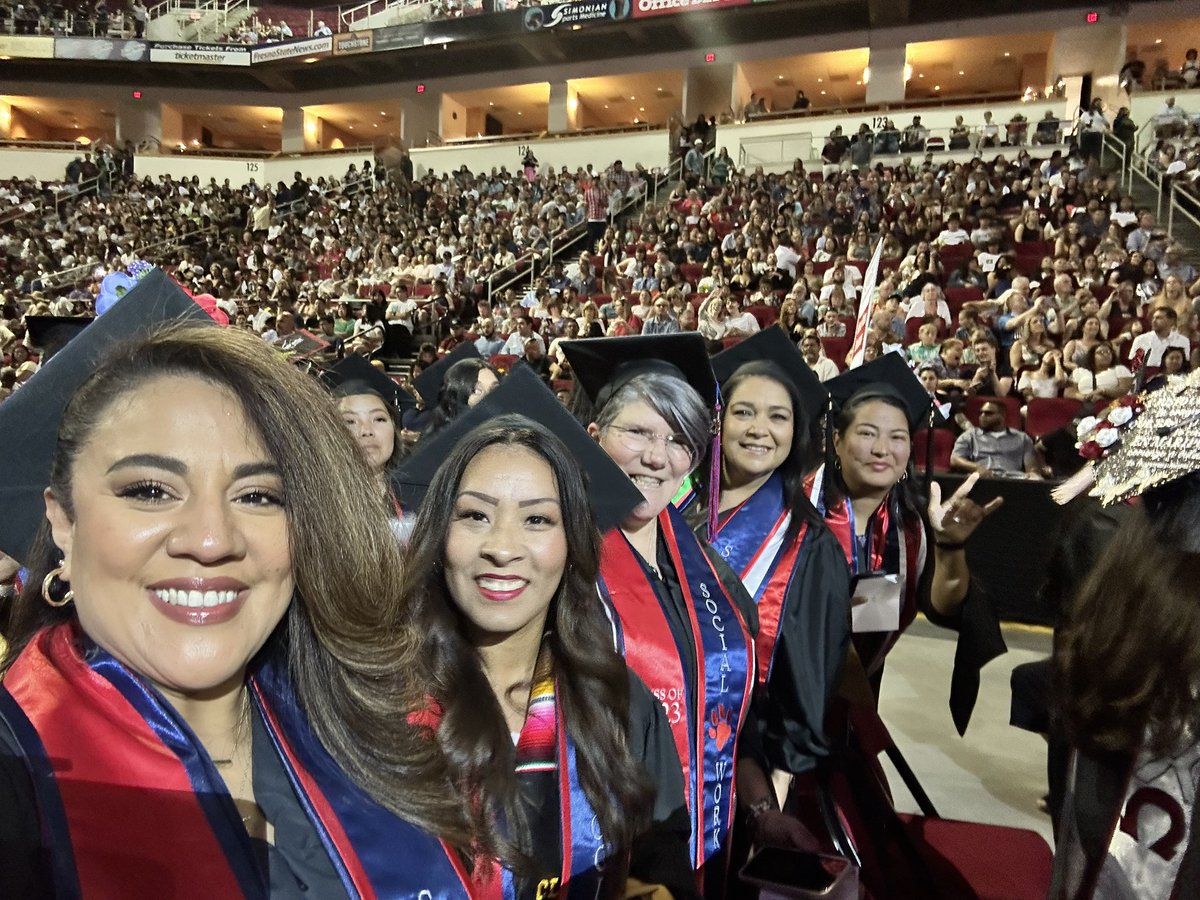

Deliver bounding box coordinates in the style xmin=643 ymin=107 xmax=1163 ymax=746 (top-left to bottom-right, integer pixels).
xmin=560 ymin=333 xmax=716 ymax=411
xmin=711 ymin=325 xmax=827 ymax=423
xmin=323 ymin=354 xmax=415 ymax=411
xmin=826 ymin=352 xmax=933 ymax=428
xmin=24 ymin=316 xmax=93 ymax=362
xmin=392 ymin=366 xmax=642 ymax=533
xmin=0 ymin=269 xmax=211 ymax=564
xmin=412 ymin=341 xmax=480 ymax=404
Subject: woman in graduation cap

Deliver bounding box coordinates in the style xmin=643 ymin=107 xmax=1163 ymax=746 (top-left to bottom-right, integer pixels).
xmin=812 ymin=353 xmax=1005 ymax=728
xmin=391 ymin=368 xmax=697 ymax=899
xmin=690 ymin=326 xmax=853 ymax=851
xmin=561 ymin=334 xmax=757 ymax=894
xmin=0 ymin=274 xmax=479 ymax=898
xmin=324 ymin=354 xmax=415 ymax=541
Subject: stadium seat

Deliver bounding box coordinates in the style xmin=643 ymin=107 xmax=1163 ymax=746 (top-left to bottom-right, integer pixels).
xmin=679 ymin=263 xmax=704 ymax=285
xmin=914 ymin=427 xmax=954 ymax=472
xmin=821 ymin=336 xmax=851 ymax=371
xmin=746 ymin=305 xmax=778 ymax=329
xmin=1024 ymin=397 xmax=1081 ymax=438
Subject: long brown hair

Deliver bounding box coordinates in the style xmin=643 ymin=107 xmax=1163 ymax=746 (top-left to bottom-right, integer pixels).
xmin=401 ymin=416 xmax=654 ymax=870
xmin=1055 ymin=475 xmax=1200 ymax=758
xmin=3 ymin=323 xmax=473 ymax=848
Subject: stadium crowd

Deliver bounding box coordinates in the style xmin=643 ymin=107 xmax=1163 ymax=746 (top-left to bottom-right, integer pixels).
xmin=3 ymin=106 xmax=1200 ymax=475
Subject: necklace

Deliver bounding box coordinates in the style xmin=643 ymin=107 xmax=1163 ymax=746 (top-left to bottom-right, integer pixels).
xmin=211 ymin=688 xmax=251 ymax=767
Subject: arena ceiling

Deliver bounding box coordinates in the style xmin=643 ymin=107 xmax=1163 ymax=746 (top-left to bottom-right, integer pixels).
xmin=1 ymin=0 xmax=1166 ymax=94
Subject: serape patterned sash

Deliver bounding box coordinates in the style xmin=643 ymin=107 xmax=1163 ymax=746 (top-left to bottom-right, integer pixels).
xmin=597 ymin=505 xmax=753 ymax=869
xmin=0 ymin=623 xmax=473 ymax=900
xmin=710 ymin=473 xmax=809 ymax=685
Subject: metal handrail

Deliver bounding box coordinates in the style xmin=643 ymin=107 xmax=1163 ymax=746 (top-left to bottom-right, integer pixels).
xmin=0 ymin=174 xmax=103 ymax=227
xmin=1166 ymin=181 xmax=1200 ymax=245
xmin=42 ymin=224 xmax=217 ymax=292
xmin=739 ymin=91 xmax=1028 ymax=125
xmin=439 ymin=121 xmax=660 ymax=148
xmin=272 ymin=170 xmax=374 ymax=222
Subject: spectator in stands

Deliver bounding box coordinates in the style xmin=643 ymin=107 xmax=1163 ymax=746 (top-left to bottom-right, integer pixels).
xmin=1131 ymin=307 xmax=1191 ymax=368
xmin=798 ymin=329 xmax=839 ymax=382
xmin=313 ymin=18 xmax=332 ymax=36
xmin=499 ymin=315 xmax=544 ymax=356
xmin=1010 ymin=312 xmax=1058 ymax=373
xmin=683 ymin=140 xmax=706 ymax=187
xmin=820 ymin=126 xmax=849 ymax=178
xmin=951 ymin=400 xmax=1041 ymax=478
xmin=1066 ymin=342 xmax=1133 ymax=402
xmin=905 ymin=283 xmax=952 ymax=329
xmin=131 ymin=0 xmax=146 ymax=37
xmin=968 ymin=333 xmax=1014 ymax=397
xmin=935 ymin=213 xmax=971 ymax=247
xmin=900 ymin=116 xmax=928 ymax=153
xmin=908 ymin=321 xmax=942 ymax=368
xmin=1063 ymin=314 xmax=1107 ymax=373
xmin=979 ymin=111 xmax=1000 ymax=148
xmin=723 ymin=296 xmax=760 ymax=339
xmin=513 ymin=336 xmax=551 ymax=382
xmin=1018 ymin=350 xmax=1068 ymax=402
xmin=641 ymin=296 xmax=680 ymax=336
xmin=817 ymin=308 xmax=846 ymax=338
xmin=792 ymin=90 xmax=810 ymax=110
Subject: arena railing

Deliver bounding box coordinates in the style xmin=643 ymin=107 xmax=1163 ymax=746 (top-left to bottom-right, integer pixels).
xmin=147 ymin=0 xmax=251 ymax=42
xmin=272 ymin=168 xmax=375 ymax=222
xmin=1167 ymin=180 xmax=1200 ymax=250
xmin=41 ymin=224 xmax=218 ymax=294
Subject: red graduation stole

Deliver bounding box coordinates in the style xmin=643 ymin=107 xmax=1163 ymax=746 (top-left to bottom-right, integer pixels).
xmin=597 ymin=505 xmax=753 ymax=869
xmin=0 ymin=623 xmax=475 ymax=900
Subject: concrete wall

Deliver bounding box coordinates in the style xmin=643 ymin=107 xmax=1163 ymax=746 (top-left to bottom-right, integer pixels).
xmin=411 ymin=129 xmax=672 ymax=179
xmin=0 ymin=146 xmax=374 ymax=185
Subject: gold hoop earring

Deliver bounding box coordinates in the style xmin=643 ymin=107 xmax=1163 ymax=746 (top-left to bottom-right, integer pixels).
xmin=898 ymin=470 xmax=909 ymax=482
xmin=42 ymin=567 xmax=74 ymax=608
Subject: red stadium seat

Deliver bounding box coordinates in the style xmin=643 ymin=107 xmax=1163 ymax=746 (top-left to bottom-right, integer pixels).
xmin=821 ymin=336 xmax=851 ymax=371
xmin=412 ymin=283 xmax=432 ymax=298
xmin=679 ymin=263 xmax=704 ymax=285
xmin=914 ymin=427 xmax=954 ymax=472
xmin=746 ymin=305 xmax=778 ymax=328
xmin=965 ymin=394 xmax=1022 ymax=430
xmin=1024 ymin=397 xmax=1081 ymax=438
xmin=721 ymin=337 xmax=746 ymax=350
xmin=904 ymin=316 xmax=946 ymax=345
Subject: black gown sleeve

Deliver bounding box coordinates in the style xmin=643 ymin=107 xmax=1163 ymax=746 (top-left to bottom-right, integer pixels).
xmin=756 ymin=526 xmax=853 ymax=774
xmin=0 ymin=716 xmax=53 ymax=898
xmin=627 ymin=673 xmax=700 ymax=900
xmin=915 ymin=515 xmax=1007 ymax=736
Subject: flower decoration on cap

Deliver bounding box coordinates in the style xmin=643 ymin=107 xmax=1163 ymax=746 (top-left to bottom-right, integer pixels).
xmin=1054 ymin=371 xmax=1200 ymax=506
xmin=1074 ymin=394 xmax=1145 ymax=462
xmin=95 ymin=259 xmax=154 ymax=317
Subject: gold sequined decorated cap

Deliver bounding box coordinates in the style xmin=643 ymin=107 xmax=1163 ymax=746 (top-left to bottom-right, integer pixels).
xmin=1090 ymin=370 xmax=1200 ymax=506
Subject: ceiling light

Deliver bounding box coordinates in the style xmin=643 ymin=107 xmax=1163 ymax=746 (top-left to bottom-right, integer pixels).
xmin=958 ymin=70 xmax=965 ymax=75
xmin=571 ymin=23 xmax=581 ymax=29
xmin=373 ymin=123 xmax=378 ymax=128
xmin=639 ymin=107 xmax=645 ymax=112
xmin=629 ymin=95 xmax=635 ymax=100
xmin=856 ymin=80 xmax=862 ymax=86
xmin=303 ymin=57 xmax=318 ymax=63
xmin=918 ymin=73 xmax=924 ymax=78
xmin=1155 ymin=38 xmax=1162 ymax=44
xmin=603 ymin=104 xmax=609 ymax=109
xmin=934 ymin=85 xmax=941 ymax=91
xmin=348 ymin=125 xmax=354 ymax=129
xmin=819 ymin=90 xmax=826 ymax=95
xmin=517 ymin=111 xmax=523 ymax=116
xmin=816 ymin=78 xmax=822 ymax=83
xmin=777 ymin=74 xmax=783 ymax=80
xmin=1004 ymin=52 xmax=1010 ymax=57
xmin=488 ymin=101 xmax=494 ymax=106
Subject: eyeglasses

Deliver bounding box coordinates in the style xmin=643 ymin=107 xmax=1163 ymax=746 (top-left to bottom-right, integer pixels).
xmin=605 ymin=425 xmax=695 ymax=465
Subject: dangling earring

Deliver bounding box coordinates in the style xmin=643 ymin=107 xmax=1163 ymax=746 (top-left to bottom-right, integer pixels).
xmin=42 ymin=567 xmax=74 ymax=608
xmin=898 ymin=470 xmax=909 ymax=482
xmin=834 ymin=456 xmax=843 ymax=472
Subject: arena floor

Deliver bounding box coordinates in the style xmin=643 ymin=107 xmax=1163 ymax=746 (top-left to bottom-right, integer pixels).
xmin=879 ymin=619 xmax=1056 ymax=844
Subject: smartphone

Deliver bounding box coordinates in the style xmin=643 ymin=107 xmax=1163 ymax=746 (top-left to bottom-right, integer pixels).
xmin=740 ymin=847 xmax=856 ymax=898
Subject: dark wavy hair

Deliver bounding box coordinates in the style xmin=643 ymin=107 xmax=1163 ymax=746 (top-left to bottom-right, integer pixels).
xmin=823 ymin=388 xmax=924 ymax=528
xmin=1056 ymin=473 xmax=1200 ymax=759
xmin=693 ymin=360 xmax=823 ymax=541
xmin=402 ymin=415 xmax=654 ymax=870
xmin=2 ymin=323 xmax=472 ymax=849
xmin=424 ymin=358 xmax=499 ymax=438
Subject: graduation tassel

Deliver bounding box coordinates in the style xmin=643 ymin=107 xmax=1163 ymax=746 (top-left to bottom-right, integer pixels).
xmin=707 ymin=387 xmax=723 ymax=539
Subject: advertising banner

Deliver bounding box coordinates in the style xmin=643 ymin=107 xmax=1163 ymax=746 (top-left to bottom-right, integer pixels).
xmin=149 ymin=41 xmax=250 ymax=66
xmin=632 ymin=0 xmax=748 ymax=18
xmin=522 ymin=0 xmax=630 ymax=30
xmin=372 ymin=23 xmax=425 ymax=53
xmin=55 ymin=37 xmax=148 ymax=62
xmin=332 ymin=31 xmax=373 ymax=56
xmin=0 ymin=35 xmax=55 ymax=59
xmin=250 ymin=35 xmax=333 ymax=64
